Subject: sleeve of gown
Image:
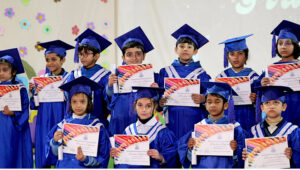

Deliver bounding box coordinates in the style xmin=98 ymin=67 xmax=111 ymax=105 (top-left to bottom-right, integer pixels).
xmin=12 ymin=87 xmax=30 ymax=131
xmin=288 ymin=128 xmax=300 ymax=168
xmin=177 ymin=131 xmax=193 ymax=168
xmin=96 ymin=126 xmax=111 ymax=168
xmin=44 ymin=123 xmax=61 ymax=166
xmin=234 ymin=126 xmax=246 ymax=168
xmin=157 ymin=129 xmax=178 ymax=168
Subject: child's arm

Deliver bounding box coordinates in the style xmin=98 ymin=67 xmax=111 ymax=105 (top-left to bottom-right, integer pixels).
xmin=49 ymin=130 xmax=63 ymax=156
xmin=147 ymin=149 xmax=164 ymax=163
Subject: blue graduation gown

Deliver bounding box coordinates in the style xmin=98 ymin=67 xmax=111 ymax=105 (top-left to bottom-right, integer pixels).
xmin=256 ymin=61 xmax=300 ymax=126
xmin=30 ymin=69 xmax=68 ymax=168
xmin=45 ymin=113 xmax=111 ymax=168
xmin=115 ymin=117 xmax=178 ymax=168
xmin=249 ymin=119 xmax=300 ymax=168
xmin=65 ymin=65 xmax=111 ymax=128
xmin=107 ymin=72 xmax=160 ymax=137
xmin=177 ymin=116 xmax=245 ymax=168
xmin=0 ymin=80 xmax=33 ymax=168
xmin=216 ymin=67 xmax=259 ymax=131
xmin=158 ymin=60 xmax=211 ymax=139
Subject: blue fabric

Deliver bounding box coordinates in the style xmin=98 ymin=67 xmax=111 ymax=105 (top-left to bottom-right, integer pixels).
xmin=30 ymin=70 xmax=68 ymax=168
xmin=158 ymin=60 xmax=211 ymax=139
xmin=0 ymin=80 xmax=33 ymax=168
xmin=216 ymin=67 xmax=259 ymax=131
xmin=38 ymin=40 xmax=74 ymax=57
xmin=45 ymin=114 xmax=111 ymax=168
xmin=177 ymin=117 xmax=245 ymax=168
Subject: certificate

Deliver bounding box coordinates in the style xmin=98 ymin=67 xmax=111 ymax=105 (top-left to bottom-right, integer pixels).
xmin=0 ymin=85 xmax=21 ymax=111
xmin=245 ymin=136 xmax=289 ymax=169
xmin=193 ymin=124 xmax=234 ymax=156
xmin=215 ymin=77 xmax=252 ymax=105
xmin=267 ymin=62 xmax=300 ymax=91
xmin=114 ymin=135 xmax=150 ymax=166
xmin=163 ymin=78 xmax=200 ymax=107
xmin=33 ymin=76 xmax=64 ymax=102
xmin=117 ymin=64 xmax=154 ymax=93
xmin=62 ymin=123 xmax=100 ymax=157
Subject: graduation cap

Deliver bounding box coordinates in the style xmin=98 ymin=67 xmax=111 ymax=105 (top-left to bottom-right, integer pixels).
xmin=115 ymin=26 xmax=154 ymax=53
xmin=255 ymin=85 xmax=293 ymax=123
xmin=219 ymin=34 xmax=253 ymax=68
xmin=201 ymin=81 xmax=238 ymax=123
xmin=74 ymin=28 xmax=112 ymax=63
xmin=171 ymin=24 xmax=209 ymax=49
xmin=271 ymin=20 xmax=300 ymax=58
xmin=59 ymin=76 xmax=102 ymax=98
xmin=132 ymin=86 xmax=165 ymax=102
xmin=0 ymin=48 xmax=24 ymax=74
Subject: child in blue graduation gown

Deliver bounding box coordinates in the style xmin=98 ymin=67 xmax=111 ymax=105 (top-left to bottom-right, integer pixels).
xmin=45 ymin=76 xmax=111 ymax=168
xmin=29 ymin=40 xmax=74 ymax=168
xmin=257 ymin=20 xmax=300 ymax=126
xmin=177 ymin=82 xmax=245 ymax=168
xmin=158 ymin=24 xmax=211 ymax=139
xmin=0 ymin=48 xmax=33 ymax=168
xmin=106 ymin=26 xmax=159 ymax=137
xmin=65 ymin=29 xmax=112 ymax=128
xmin=243 ymin=85 xmax=300 ymax=168
xmin=110 ymin=87 xmax=178 ymax=168
xmin=216 ymin=34 xmax=259 ymax=132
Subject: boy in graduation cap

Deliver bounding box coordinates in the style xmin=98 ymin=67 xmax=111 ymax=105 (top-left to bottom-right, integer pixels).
xmin=106 ymin=26 xmax=159 ymax=137
xmin=242 ymin=85 xmax=300 ymax=168
xmin=216 ymin=34 xmax=259 ymax=132
xmin=28 ymin=40 xmax=74 ymax=168
xmin=158 ymin=24 xmax=211 ymax=139
xmin=177 ymin=82 xmax=245 ymax=168
xmin=0 ymin=48 xmax=33 ymax=168
xmin=64 ymin=28 xmax=112 ymax=128
xmin=259 ymin=20 xmax=300 ymax=127
xmin=110 ymin=86 xmax=178 ymax=168
xmin=45 ymin=76 xmax=111 ymax=168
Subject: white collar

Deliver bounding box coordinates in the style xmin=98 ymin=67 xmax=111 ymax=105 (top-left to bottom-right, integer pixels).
xmin=72 ymin=113 xmax=87 ymax=119
xmin=136 ymin=116 xmax=157 ymax=127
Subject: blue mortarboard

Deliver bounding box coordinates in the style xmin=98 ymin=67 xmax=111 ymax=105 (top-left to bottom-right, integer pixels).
xmin=201 ymin=81 xmax=238 ymax=123
xmin=39 ymin=40 xmax=74 ymax=57
xmin=171 ymin=24 xmax=209 ymax=49
xmin=255 ymin=85 xmax=293 ymax=123
xmin=59 ymin=76 xmax=102 ymax=98
xmin=0 ymin=48 xmax=24 ymax=74
xmin=219 ymin=34 xmax=253 ymax=68
xmin=271 ymin=20 xmax=300 ymax=58
xmin=132 ymin=86 xmax=164 ymax=102
xmin=74 ymin=28 xmax=112 ymax=63
xmin=115 ymin=26 xmax=154 ymax=53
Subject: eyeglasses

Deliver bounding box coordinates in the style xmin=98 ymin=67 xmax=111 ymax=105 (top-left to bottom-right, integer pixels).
xmin=78 ymin=52 xmax=94 ymax=58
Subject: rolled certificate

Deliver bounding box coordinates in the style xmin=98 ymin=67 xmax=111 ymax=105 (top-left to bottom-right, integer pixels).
xmin=111 ymin=64 xmax=119 ymax=94
xmin=58 ymin=129 xmax=63 ymax=160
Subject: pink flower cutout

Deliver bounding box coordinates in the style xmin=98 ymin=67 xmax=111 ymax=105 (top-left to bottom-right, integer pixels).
xmin=72 ymin=25 xmax=79 ymax=35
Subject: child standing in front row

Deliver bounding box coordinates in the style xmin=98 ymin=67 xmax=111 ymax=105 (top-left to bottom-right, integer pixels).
xmin=177 ymin=82 xmax=245 ymax=168
xmin=0 ymin=48 xmax=33 ymax=168
xmin=217 ymin=34 xmax=259 ymax=132
xmin=159 ymin=24 xmax=211 ymax=139
xmin=45 ymin=76 xmax=111 ymax=168
xmin=29 ymin=40 xmax=74 ymax=168
xmin=242 ymin=85 xmax=300 ymax=168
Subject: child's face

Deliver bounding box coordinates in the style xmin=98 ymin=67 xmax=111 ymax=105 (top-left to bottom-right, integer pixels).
xmin=45 ymin=53 xmax=65 ymax=73
xmin=135 ymin=98 xmax=154 ymax=120
xmin=71 ymin=93 xmax=88 ymax=116
xmin=175 ymin=43 xmax=198 ymax=63
xmin=78 ymin=49 xmax=99 ymax=68
xmin=122 ymin=47 xmax=145 ymax=65
xmin=205 ymin=94 xmax=228 ymax=118
xmin=0 ymin=63 xmax=14 ymax=82
xmin=261 ymin=100 xmax=287 ymax=119
xmin=277 ymin=39 xmax=294 ymax=58
xmin=227 ymin=50 xmax=247 ymax=69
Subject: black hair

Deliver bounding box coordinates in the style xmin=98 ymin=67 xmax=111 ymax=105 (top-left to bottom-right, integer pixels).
xmin=45 ymin=53 xmax=65 ymax=60
xmin=205 ymin=93 xmax=228 ymax=104
xmin=78 ymin=44 xmax=100 ymax=56
xmin=226 ymin=48 xmax=249 ymax=65
xmin=69 ymin=93 xmax=94 ymax=114
xmin=0 ymin=59 xmax=17 ymax=83
xmin=276 ymin=39 xmax=300 ymax=59
xmin=176 ymin=37 xmax=197 ymax=50
xmin=122 ymin=41 xmax=145 ymax=56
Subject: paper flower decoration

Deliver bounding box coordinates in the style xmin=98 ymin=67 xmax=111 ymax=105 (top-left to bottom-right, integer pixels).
xmin=4 ymin=8 xmax=15 ymax=18
xmin=87 ymin=22 xmax=95 ymax=30
xmin=36 ymin=13 xmax=46 ymax=23
xmin=43 ymin=25 xmax=52 ymax=34
xmin=0 ymin=26 xmax=4 ymax=36
xmin=101 ymin=0 xmax=107 ymax=3
xmin=19 ymin=46 xmax=28 ymax=58
xmin=54 ymin=0 xmax=61 ymax=2
xmin=35 ymin=41 xmax=45 ymax=52
xmin=20 ymin=19 xmax=30 ymax=30
xmin=21 ymin=0 xmax=31 ymax=6
xmin=102 ymin=19 xmax=110 ymax=29
xmin=72 ymin=25 xmax=79 ymax=35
